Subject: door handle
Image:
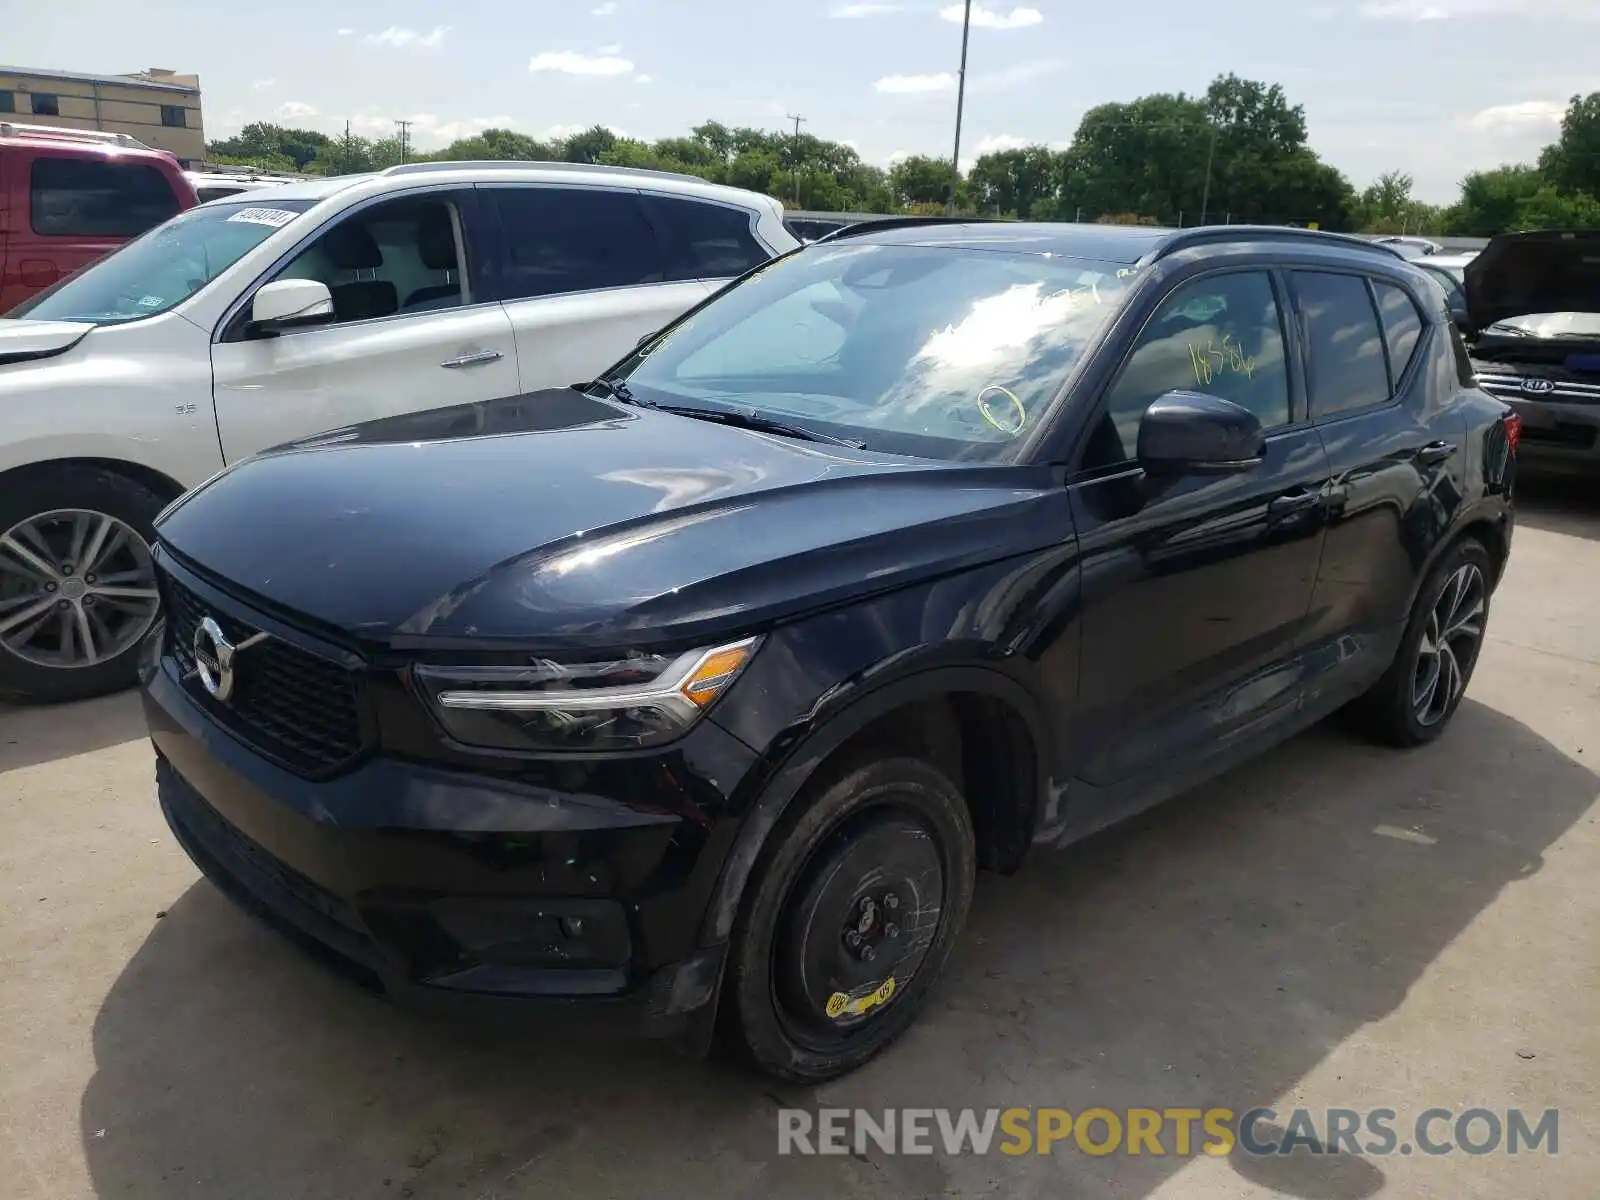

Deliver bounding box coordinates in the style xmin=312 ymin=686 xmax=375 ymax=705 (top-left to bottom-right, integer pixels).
xmin=1267 ymin=489 xmax=1320 ymax=518
xmin=1415 ymin=441 xmax=1458 ymax=466
xmin=440 ymin=350 xmax=504 ymax=369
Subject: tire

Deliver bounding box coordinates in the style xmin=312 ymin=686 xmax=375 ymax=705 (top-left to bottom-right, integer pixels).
xmin=723 ymin=756 xmax=976 ymax=1082
xmin=0 ymin=466 xmax=168 ymax=703
xmin=1353 ymin=538 xmax=1493 ymax=747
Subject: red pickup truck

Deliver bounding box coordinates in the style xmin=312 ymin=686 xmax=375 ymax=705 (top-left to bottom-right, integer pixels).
xmin=0 ymin=122 xmax=197 ymax=312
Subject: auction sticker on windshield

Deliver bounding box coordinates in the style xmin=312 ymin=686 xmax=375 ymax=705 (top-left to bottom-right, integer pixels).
xmin=226 ymin=208 xmax=300 ymax=229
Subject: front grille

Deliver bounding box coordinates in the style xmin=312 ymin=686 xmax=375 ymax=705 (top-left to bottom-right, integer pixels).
xmin=162 ymin=570 xmax=366 ymax=775
xmin=1477 ymin=371 xmax=1600 ymax=405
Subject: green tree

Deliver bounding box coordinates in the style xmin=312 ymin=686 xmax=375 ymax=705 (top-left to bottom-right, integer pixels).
xmin=559 ymin=125 xmax=620 ymax=164
xmin=1441 ymin=166 xmax=1545 ymax=236
xmin=1514 ymin=185 xmax=1600 ymax=230
xmin=889 ymin=155 xmax=956 ymax=208
xmin=430 ymin=128 xmax=554 ymax=161
xmin=207 ymin=122 xmax=330 ymax=170
xmin=1059 ymin=93 xmax=1211 ymax=224
xmin=968 ymin=146 xmax=1062 ymax=217
xmin=307 ymin=129 xmax=375 ymax=176
xmin=1537 ymin=93 xmax=1600 ymax=199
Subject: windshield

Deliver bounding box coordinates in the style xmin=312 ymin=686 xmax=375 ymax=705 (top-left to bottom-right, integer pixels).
xmin=616 ymin=243 xmax=1134 ymax=461
xmin=10 ymin=200 xmax=316 ymax=324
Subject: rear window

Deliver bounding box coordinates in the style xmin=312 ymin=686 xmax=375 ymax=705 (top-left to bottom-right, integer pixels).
xmin=1374 ymin=282 xmax=1425 ymax=384
xmin=30 ymin=156 xmax=181 ymax=238
xmin=640 ymin=194 xmax=769 ymax=280
xmin=486 ymin=186 xmax=665 ymax=301
xmin=1294 ymin=271 xmax=1390 ymax=419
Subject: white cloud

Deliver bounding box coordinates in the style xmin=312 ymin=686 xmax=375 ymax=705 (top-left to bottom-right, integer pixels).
xmin=529 ymin=50 xmax=635 ymax=76
xmin=336 ymin=27 xmax=354 ymax=36
xmin=277 ymin=101 xmax=319 ymax=119
xmin=940 ymin=4 xmax=1043 ymax=28
xmin=251 ymin=78 xmax=276 ymax=91
xmin=598 ymin=43 xmax=622 ymax=53
xmin=592 ymin=1 xmax=618 ymax=13
xmin=633 ymin=73 xmax=655 ymax=84
xmin=874 ymin=72 xmax=956 ymax=94
xmin=970 ymin=59 xmax=1061 ymax=93
xmin=830 ymin=3 xmax=902 ymax=15
xmin=974 ymin=133 xmax=1029 ymax=155
xmin=1468 ymin=100 xmax=1567 ymax=133
xmin=886 ymin=150 xmax=913 ymax=166
xmin=365 ymin=25 xmax=452 ymax=50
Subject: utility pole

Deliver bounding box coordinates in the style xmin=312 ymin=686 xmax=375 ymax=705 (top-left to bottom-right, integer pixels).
xmin=786 ymin=113 xmax=807 ymax=208
xmin=947 ymin=0 xmax=973 ymax=215
xmin=1199 ymin=122 xmax=1219 ymax=225
xmin=394 ymin=118 xmax=413 ymax=163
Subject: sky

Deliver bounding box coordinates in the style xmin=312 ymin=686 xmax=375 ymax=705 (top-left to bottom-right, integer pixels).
xmin=10 ymin=0 xmax=1598 ymax=203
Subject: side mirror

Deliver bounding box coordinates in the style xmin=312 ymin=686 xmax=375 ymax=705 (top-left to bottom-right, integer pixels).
xmin=1137 ymin=390 xmax=1265 ymax=473
xmin=1449 ymin=304 xmax=1476 ymax=338
xmin=249 ymin=279 xmax=334 ymax=335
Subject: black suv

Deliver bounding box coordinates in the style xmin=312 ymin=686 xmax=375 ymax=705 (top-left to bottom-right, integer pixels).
xmin=141 ymin=221 xmax=1517 ymax=1081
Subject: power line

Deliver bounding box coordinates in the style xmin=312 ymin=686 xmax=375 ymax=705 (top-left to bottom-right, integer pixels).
xmin=394 ymin=119 xmax=413 ymax=163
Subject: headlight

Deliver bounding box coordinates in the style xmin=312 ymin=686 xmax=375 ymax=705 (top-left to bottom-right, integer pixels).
xmin=413 ymin=637 xmax=759 ymax=752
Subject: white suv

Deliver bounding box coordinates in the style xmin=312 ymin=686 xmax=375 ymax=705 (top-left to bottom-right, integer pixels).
xmin=0 ymin=162 xmax=796 ymax=701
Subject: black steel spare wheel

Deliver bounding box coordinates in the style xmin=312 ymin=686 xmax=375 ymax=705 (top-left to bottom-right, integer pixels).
xmin=774 ymin=810 xmax=944 ymax=1047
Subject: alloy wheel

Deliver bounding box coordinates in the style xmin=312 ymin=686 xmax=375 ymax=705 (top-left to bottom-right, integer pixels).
xmin=0 ymin=509 xmax=160 ymax=670
xmin=1411 ymin=562 xmax=1485 ymax=728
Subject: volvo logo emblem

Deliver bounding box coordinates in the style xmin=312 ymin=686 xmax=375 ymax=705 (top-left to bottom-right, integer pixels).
xmin=1520 ymin=377 xmax=1556 ymax=395
xmin=191 ymin=616 xmax=268 ymax=702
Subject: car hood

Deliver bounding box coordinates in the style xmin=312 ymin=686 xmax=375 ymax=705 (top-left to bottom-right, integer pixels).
xmin=1482 ymin=311 xmax=1600 ymax=340
xmin=1464 ymin=230 xmax=1600 ymax=332
xmin=155 ymin=390 xmax=1064 ymax=649
xmin=0 ymin=318 xmax=94 ymax=365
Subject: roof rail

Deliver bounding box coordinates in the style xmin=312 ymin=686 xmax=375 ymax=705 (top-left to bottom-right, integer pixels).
xmin=0 ymin=121 xmax=151 ymax=150
xmin=1145 ymin=224 xmax=1406 ymax=264
xmin=379 ymin=159 xmax=710 ymax=185
xmin=813 ymin=215 xmax=997 ymax=244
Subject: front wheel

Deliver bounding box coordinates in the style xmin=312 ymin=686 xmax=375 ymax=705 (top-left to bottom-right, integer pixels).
xmin=723 ymin=757 xmax=976 ymax=1082
xmin=1354 ymin=538 xmax=1493 ymax=747
xmin=0 ymin=467 xmax=167 ymax=703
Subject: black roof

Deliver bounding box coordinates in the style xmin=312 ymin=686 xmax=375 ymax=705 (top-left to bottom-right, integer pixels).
xmin=832 ymin=220 xmax=1404 ymax=266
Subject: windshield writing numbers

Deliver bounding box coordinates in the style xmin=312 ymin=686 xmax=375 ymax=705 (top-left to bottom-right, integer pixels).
xmin=1188 ymin=334 xmax=1257 ymax=388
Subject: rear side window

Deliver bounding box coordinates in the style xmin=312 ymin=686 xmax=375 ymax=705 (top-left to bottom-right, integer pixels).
xmin=1373 ymin=282 xmax=1425 ymax=385
xmin=1294 ymin=272 xmax=1389 ymax=419
xmin=639 ymin=194 xmax=768 ymax=280
xmin=486 ymin=186 xmax=664 ymax=301
xmin=30 ymin=156 xmax=181 ymax=238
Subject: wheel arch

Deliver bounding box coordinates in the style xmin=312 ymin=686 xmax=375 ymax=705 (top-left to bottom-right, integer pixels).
xmin=0 ymin=457 xmax=188 ymax=509
xmin=700 ymin=664 xmax=1050 ymax=948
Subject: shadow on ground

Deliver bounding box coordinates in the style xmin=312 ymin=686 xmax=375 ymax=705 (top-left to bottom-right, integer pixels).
xmin=80 ymin=699 xmax=1596 ymax=1200
xmin=0 ymin=691 xmax=147 ymax=773
xmin=1513 ymin=473 xmax=1600 ymax=541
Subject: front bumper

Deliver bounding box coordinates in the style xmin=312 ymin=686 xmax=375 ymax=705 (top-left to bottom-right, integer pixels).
xmin=143 ymin=660 xmax=751 ymax=1036
xmin=1480 ymin=378 xmax=1600 ymax=472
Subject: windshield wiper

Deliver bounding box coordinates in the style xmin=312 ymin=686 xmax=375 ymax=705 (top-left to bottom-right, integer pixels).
xmin=585 ymin=375 xmax=646 ymax=406
xmin=653 ymin=402 xmax=866 ymax=448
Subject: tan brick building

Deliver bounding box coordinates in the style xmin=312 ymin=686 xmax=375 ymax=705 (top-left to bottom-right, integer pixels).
xmin=0 ymin=65 xmax=204 ymax=163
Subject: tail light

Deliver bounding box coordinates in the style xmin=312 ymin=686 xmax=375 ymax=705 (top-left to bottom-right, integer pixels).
xmin=1503 ymin=412 xmax=1522 ymax=452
